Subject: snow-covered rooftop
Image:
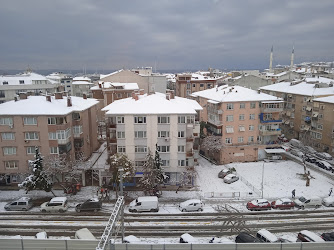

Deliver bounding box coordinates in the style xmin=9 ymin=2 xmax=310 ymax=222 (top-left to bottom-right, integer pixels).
xmin=91 ymin=82 xmax=139 ymax=90
xmin=100 ymin=69 xmax=124 ymax=79
xmin=0 ymin=72 xmax=51 ymax=85
xmin=73 ymin=76 xmax=91 ymax=82
xmin=260 ymin=77 xmax=334 ymax=96
xmin=191 ymin=85 xmax=282 ymax=103
xmin=102 ymin=92 xmax=202 ymax=115
xmin=71 ymin=81 xmax=94 ymax=85
xmin=313 ymin=95 xmax=334 ymax=104
xmin=0 ymin=96 xmax=99 ymax=115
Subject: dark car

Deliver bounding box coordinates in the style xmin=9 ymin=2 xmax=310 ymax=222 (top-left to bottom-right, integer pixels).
xmin=305 ymin=156 xmax=318 ymax=164
xmin=321 ymin=232 xmax=334 ymax=241
xmin=235 ymin=232 xmax=262 ymax=243
xmin=75 ymin=198 xmax=102 ymax=212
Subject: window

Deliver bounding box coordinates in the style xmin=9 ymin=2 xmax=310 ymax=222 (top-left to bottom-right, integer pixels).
xmin=1 ymin=132 xmax=15 ymax=140
xmin=225 ymin=138 xmax=232 ymax=144
xmin=178 ymin=160 xmax=185 ymax=166
xmin=200 ymin=84 xmax=204 ymax=87
xmin=158 ymin=116 xmax=170 ymax=124
xmin=72 ymin=112 xmax=80 ymax=121
xmin=158 ymin=131 xmax=170 ymax=138
xmin=226 ymin=126 xmax=234 ymax=133
xmin=48 ymin=117 xmax=66 ymax=125
xmin=134 ymin=116 xmax=146 ymax=124
xmin=187 ymin=116 xmax=195 ymax=124
xmin=26 ymin=146 xmax=36 ymax=154
xmin=73 ymin=125 xmax=83 ymax=135
xmin=240 ymin=103 xmax=245 ymax=109
xmin=249 ymin=125 xmax=254 ymax=131
xmin=316 ymin=133 xmax=322 ymax=139
xmin=5 ymin=161 xmax=18 ymax=169
xmin=162 ymin=160 xmax=170 ymax=166
xmin=178 ymin=131 xmax=185 ymax=138
xmin=19 ymin=80 xmax=24 ymax=84
xmin=117 ymin=116 xmax=124 ymax=124
xmin=249 ymin=114 xmax=255 ymax=120
xmin=227 ymin=103 xmax=234 ymax=110
xmin=238 ymin=137 xmax=244 ymax=143
xmin=178 ymin=116 xmax=186 ymax=123
xmin=158 ymin=145 xmax=170 ymax=153
xmin=207 ymin=83 xmax=212 ymax=88
xmin=117 ymin=93 xmax=122 ymax=98
xmin=3 ymin=147 xmax=16 ymax=155
xmin=0 ymin=90 xmax=5 ymax=98
xmin=48 ymin=132 xmax=57 ymax=140
xmin=250 ymin=102 xmax=256 ymax=109
xmin=178 ymin=145 xmax=185 ymax=152
xmin=248 ymin=136 xmax=254 ymax=142
xmin=226 ymin=115 xmax=233 ymax=122
xmin=116 ymin=131 xmax=124 ymax=139
xmin=50 ymin=147 xmax=59 ymax=154
xmin=135 ymin=146 xmax=147 ymax=153
xmin=317 ymin=124 xmax=323 ymax=130
xmin=25 ymin=132 xmax=39 ymax=140
xmin=186 ymin=83 xmax=191 ymax=89
xmin=319 ymin=113 xmax=323 ymax=119
xmin=302 ymin=106 xmax=306 ymax=111
xmin=0 ymin=117 xmax=13 ymax=125
xmin=117 ymin=146 xmax=126 ymax=153
xmin=186 ymin=90 xmax=191 ymax=96
xmin=23 ymin=117 xmax=37 ymax=125
xmin=2 ymin=81 xmax=8 ymax=85
xmin=239 ymin=114 xmax=245 ymax=121
xmin=57 ymin=128 xmax=71 ymax=140
xmin=134 ymin=131 xmax=147 ymax=138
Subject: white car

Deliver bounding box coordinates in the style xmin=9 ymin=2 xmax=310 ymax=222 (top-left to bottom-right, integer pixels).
xmin=179 ymin=199 xmax=203 ymax=212
xmin=223 ymin=174 xmax=239 ymax=184
xmin=40 ymin=197 xmax=69 ymax=213
xmin=323 ymin=196 xmax=334 ymax=207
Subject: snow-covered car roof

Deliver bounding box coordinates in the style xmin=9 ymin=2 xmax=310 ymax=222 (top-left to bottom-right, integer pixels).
xmin=180 ymin=233 xmax=197 ymax=243
xmin=123 ymin=235 xmax=141 ymax=243
xmin=50 ymin=197 xmax=67 ymax=203
xmin=180 ymin=199 xmax=202 ymax=206
xmin=323 ymin=196 xmax=334 ymax=202
xmin=224 ymin=174 xmax=237 ymax=180
xmin=251 ymin=199 xmax=269 ymax=205
xmin=299 ymin=230 xmax=324 ymax=242
xmin=278 ymin=198 xmax=292 ymax=203
xmin=257 ymin=229 xmax=279 ymax=242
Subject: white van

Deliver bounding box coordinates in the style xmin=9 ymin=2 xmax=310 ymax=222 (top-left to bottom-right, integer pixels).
xmin=256 ymin=229 xmax=279 ymax=243
xmin=74 ymin=228 xmax=96 ymax=240
xmin=294 ymin=196 xmax=322 ymax=209
xmin=129 ymin=196 xmax=159 ymax=212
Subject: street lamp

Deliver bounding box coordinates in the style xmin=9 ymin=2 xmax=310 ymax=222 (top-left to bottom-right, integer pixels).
xmin=119 ymin=168 xmax=124 ymax=242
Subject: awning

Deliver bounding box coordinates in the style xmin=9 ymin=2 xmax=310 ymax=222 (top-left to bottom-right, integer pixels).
xmin=312 ymin=112 xmax=318 ymax=118
xmin=226 ymin=127 xmax=234 ymax=133
xmin=265 ymin=149 xmax=286 ymax=154
xmin=306 ymin=106 xmax=312 ymax=111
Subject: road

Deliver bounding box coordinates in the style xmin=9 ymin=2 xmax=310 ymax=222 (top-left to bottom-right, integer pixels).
xmin=0 ymin=208 xmax=333 ymax=238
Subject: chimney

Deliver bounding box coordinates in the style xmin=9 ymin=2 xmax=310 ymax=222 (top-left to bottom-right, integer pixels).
xmin=83 ymin=93 xmax=87 ymax=99
xmin=19 ymin=92 xmax=28 ymax=99
xmin=99 ymin=83 xmax=102 ymax=89
xmin=46 ymin=95 xmax=51 ymax=102
xmin=140 ymin=89 xmax=145 ymax=95
xmin=169 ymin=90 xmax=175 ymax=99
xmin=132 ymin=92 xmax=138 ymax=101
xmin=67 ymin=96 xmax=72 ymax=107
xmin=55 ymin=92 xmax=63 ymax=99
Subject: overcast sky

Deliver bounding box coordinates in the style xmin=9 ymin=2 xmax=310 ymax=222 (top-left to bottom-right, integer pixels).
xmin=0 ymin=0 xmax=333 ymax=72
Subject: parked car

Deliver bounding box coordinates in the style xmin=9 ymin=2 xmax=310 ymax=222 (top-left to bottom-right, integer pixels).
xmin=315 ymin=152 xmax=333 ymax=161
xmin=209 ymin=237 xmax=234 ymax=243
xmin=319 ymin=161 xmax=333 ymax=171
xmin=223 ymin=174 xmax=239 ymax=184
xmin=235 ymin=232 xmax=262 ymax=243
xmin=129 ymin=196 xmax=159 ymax=212
xmin=246 ymin=199 xmax=271 ymax=211
xmin=76 ymin=198 xmax=102 ymax=212
xmin=180 ymin=233 xmax=197 ymax=243
xmin=290 ymin=149 xmax=304 ymax=158
xmin=321 ymin=232 xmax=334 ymax=241
xmin=297 ymin=230 xmax=325 ymax=242
xmin=289 ymin=139 xmax=304 ymax=148
xmin=35 ymin=231 xmax=48 ymax=239
xmin=303 ymin=146 xmax=317 ymax=155
xmin=271 ymin=198 xmax=295 ymax=210
xmin=304 ymin=155 xmax=318 ymax=164
xmin=322 ymin=196 xmax=334 ymax=207
xmin=256 ymin=229 xmax=280 ymax=243
xmin=294 ymin=196 xmax=322 ymax=209
xmin=179 ymin=199 xmax=203 ymax=212
xmin=74 ymin=228 xmax=96 ymax=240
xmin=123 ymin=235 xmax=141 ymax=243
xmin=4 ymin=197 xmax=33 ymax=211
xmin=40 ymin=197 xmax=69 ymax=213
xmin=218 ymin=169 xmax=231 ymax=178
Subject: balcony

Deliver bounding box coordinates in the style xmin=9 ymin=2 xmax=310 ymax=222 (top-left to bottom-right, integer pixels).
xmin=73 ymin=132 xmax=83 ymax=138
xmin=186 ymin=152 xmax=194 ymax=157
xmin=58 ymin=137 xmax=71 ymax=145
xmin=108 ymin=124 xmax=116 ymax=129
xmin=109 ymin=138 xmax=117 ymax=144
xmin=259 ymin=113 xmax=282 ymax=124
xmin=260 ymin=130 xmax=282 ymax=136
xmin=208 ymin=118 xmax=223 ymax=126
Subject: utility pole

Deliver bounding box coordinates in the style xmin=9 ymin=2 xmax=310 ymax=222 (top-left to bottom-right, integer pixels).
xmin=119 ymin=168 xmax=125 ymax=242
xmin=261 ymin=161 xmax=264 ymax=198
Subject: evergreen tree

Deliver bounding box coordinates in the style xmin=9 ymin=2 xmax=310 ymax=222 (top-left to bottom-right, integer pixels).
xmin=18 ymin=146 xmax=54 ymax=194
xmin=139 ymin=149 xmax=156 ymax=192
xmin=154 ymin=144 xmax=165 ymax=185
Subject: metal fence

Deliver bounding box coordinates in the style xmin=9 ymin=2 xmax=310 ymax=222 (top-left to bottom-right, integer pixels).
xmin=0 ymin=239 xmax=334 ymax=250
xmin=237 ymin=174 xmax=262 ymax=197
xmin=203 ymin=191 xmax=256 ymax=199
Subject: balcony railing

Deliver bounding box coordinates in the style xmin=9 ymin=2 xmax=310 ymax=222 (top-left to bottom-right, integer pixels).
xmin=260 ymin=130 xmax=282 ymax=136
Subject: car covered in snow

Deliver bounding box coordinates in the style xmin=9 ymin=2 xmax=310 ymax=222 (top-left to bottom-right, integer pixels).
xmin=318 ymin=161 xmax=333 ymax=171
xmin=303 ymin=146 xmax=317 ymax=155
xmin=271 ymin=198 xmax=295 ymax=210
xmin=223 ymin=174 xmax=239 ymax=184
xmin=123 ymin=235 xmax=141 ymax=243
xmin=246 ymin=199 xmax=271 ymax=211
xmin=180 ymin=233 xmax=197 ymax=243
xmin=290 ymin=149 xmax=304 ymax=158
xmin=315 ymin=152 xmax=333 ymax=161
xmin=256 ymin=229 xmax=280 ymax=243
xmin=297 ymin=230 xmax=325 ymax=242
xmin=218 ymin=169 xmax=231 ymax=178
xmin=322 ymin=196 xmax=334 ymax=207
xmin=4 ymin=197 xmax=33 ymax=211
xmin=179 ymin=199 xmax=203 ymax=212
xmin=304 ymin=155 xmax=318 ymax=164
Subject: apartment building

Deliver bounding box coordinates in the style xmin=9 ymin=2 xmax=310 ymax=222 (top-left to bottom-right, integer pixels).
xmin=311 ymin=96 xmax=334 ymax=154
xmin=175 ymin=73 xmax=222 ymax=98
xmin=260 ymin=77 xmax=334 ymax=148
xmin=0 ymin=71 xmax=59 ymax=104
xmin=0 ymin=93 xmax=100 ymax=185
xmin=102 ymin=90 xmax=202 ymax=186
xmin=191 ymin=85 xmax=283 ymax=164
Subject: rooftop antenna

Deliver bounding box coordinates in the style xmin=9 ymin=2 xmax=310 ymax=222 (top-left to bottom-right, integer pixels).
xmin=290 ymin=45 xmax=295 ymax=70
xmin=269 ymin=45 xmax=273 ymax=73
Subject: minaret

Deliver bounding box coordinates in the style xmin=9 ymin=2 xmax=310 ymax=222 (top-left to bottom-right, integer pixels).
xmin=290 ymin=46 xmax=295 ymax=70
xmin=269 ymin=45 xmax=273 ymax=73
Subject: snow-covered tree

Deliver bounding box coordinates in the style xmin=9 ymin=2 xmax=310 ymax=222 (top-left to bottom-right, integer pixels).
xmin=201 ymin=135 xmax=222 ymax=152
xmin=154 ymin=144 xmax=165 ymax=186
xmin=18 ymin=146 xmax=54 ymax=195
xmin=109 ymin=153 xmax=135 ymax=193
